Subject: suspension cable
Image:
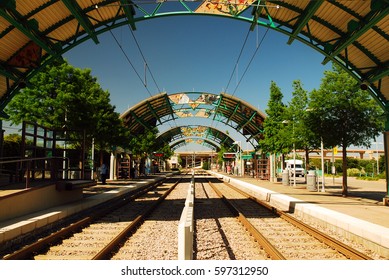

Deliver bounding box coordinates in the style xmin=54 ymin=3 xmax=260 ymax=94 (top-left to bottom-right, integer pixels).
xmin=224 ymin=28 xmax=251 ymax=94
xmin=231 ymin=26 xmax=270 ymax=96
xmin=127 ymin=26 xmax=162 ymax=93
xmin=92 ymin=1 xmax=154 ymax=97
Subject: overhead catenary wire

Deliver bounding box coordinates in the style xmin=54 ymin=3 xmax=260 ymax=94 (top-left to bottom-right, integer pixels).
xmin=231 ymin=25 xmax=270 ymax=96
xmin=224 ymin=28 xmax=251 ymax=94
xmin=127 ymin=24 xmax=162 ymax=93
xmin=230 ymin=4 xmax=280 ymax=96
xmin=92 ymin=4 xmax=154 ymax=97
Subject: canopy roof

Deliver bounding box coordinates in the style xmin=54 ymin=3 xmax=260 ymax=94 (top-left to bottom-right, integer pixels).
xmin=1 ymin=0 xmax=387 ymax=115
xmin=156 ymin=125 xmax=236 ymax=151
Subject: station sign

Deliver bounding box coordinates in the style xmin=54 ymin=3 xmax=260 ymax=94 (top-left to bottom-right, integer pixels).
xmin=223 ymin=153 xmax=236 ymax=159
xmin=153 ymin=152 xmax=164 ymax=157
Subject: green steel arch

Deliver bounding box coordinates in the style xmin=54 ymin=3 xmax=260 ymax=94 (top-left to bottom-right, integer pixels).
xmin=0 ymin=0 xmax=388 ymax=116
xmin=119 ymin=91 xmax=266 ymax=147
xmin=156 ymin=125 xmax=237 ymax=151
xmin=170 ymin=138 xmax=219 ymax=151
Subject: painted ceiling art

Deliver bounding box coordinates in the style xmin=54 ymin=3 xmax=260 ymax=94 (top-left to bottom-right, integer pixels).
xmin=156 ymin=124 xmax=237 ymax=151
xmin=168 ymin=92 xmax=219 ymax=118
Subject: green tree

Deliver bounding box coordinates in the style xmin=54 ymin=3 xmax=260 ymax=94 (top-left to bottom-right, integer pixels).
xmin=284 ymin=80 xmax=318 ymax=167
xmin=259 ymin=81 xmax=288 ymax=155
xmin=158 ymin=142 xmax=174 ymax=162
xmin=2 ymin=133 xmax=22 ymax=158
xmin=306 ymin=64 xmax=384 ymax=196
xmin=217 ymin=144 xmax=228 ymax=167
xmin=4 ymin=59 xmax=129 ymax=163
xmin=129 ymin=127 xmax=159 ymax=159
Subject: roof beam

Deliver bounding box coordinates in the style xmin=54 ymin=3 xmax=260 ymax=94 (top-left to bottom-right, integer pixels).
xmin=212 ymin=94 xmax=223 ymax=121
xmin=370 ymin=65 xmax=389 ymax=82
xmin=250 ymin=1 xmax=264 ymax=31
xmin=287 ymin=0 xmax=323 ymax=45
xmin=120 ymin=0 xmax=136 ymax=30
xmin=0 ymin=61 xmax=20 ymax=80
xmin=164 ymin=93 xmax=176 ymax=120
xmin=322 ymin=5 xmax=389 ymax=65
xmin=238 ymin=111 xmax=257 ymax=130
xmin=0 ymin=5 xmax=55 ymax=55
xmin=226 ymin=102 xmax=240 ymax=124
xmin=146 ymin=101 xmax=162 ymax=125
xmin=130 ymin=111 xmax=151 ymax=130
xmin=61 ymin=0 xmax=99 ymax=44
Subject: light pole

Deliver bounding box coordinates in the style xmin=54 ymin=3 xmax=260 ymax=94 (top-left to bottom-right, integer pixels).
xmin=320 ymin=138 xmax=325 ymax=192
xmin=306 ymin=108 xmax=325 ymax=191
xmin=282 ymin=119 xmax=296 ymax=187
xmin=233 ymin=141 xmax=242 ymax=176
xmin=373 ymin=141 xmax=382 ymax=174
xmin=292 ymin=140 xmax=296 ymax=187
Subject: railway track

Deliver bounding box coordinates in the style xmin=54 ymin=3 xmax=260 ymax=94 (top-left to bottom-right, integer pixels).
xmin=2 ymin=175 xmax=185 ymax=260
xmin=2 ymin=171 xmax=373 ymax=260
xmin=207 ymin=178 xmax=372 ymax=260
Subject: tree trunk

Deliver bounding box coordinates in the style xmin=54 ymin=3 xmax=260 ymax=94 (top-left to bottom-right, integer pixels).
xmin=305 ymin=148 xmax=310 ymax=170
xmin=342 ymin=146 xmax=348 ymax=197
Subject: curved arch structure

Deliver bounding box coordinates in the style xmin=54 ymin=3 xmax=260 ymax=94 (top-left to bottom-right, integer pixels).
xmin=157 ymin=125 xmax=237 ymax=151
xmin=0 ymin=0 xmax=388 ymax=116
xmin=170 ymin=138 xmax=219 ymax=151
xmin=120 ymin=91 xmax=265 ymax=147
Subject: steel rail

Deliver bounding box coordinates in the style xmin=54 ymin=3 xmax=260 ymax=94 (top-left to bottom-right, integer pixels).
xmin=222 ymin=180 xmax=373 ymax=260
xmin=2 ymin=178 xmax=168 ymax=260
xmin=92 ymin=178 xmax=182 ymax=260
xmin=208 ymin=180 xmax=286 ymax=260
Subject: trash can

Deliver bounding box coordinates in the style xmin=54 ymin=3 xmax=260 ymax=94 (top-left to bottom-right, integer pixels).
xmin=282 ymin=169 xmax=289 ymax=186
xmin=306 ymin=170 xmax=317 ymax=191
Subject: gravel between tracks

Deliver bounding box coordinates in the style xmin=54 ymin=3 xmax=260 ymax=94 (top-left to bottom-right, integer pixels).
xmin=194 ymin=181 xmax=267 ymax=260
xmin=111 ymin=181 xmax=189 ymax=260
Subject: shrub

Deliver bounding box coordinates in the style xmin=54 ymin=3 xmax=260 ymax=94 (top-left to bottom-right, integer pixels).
xmin=347 ymin=168 xmax=365 ymax=177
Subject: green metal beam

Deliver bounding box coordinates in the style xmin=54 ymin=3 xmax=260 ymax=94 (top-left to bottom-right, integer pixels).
xmin=250 ymin=1 xmax=264 ymax=31
xmin=120 ymin=0 xmax=136 ymax=30
xmin=163 ymin=93 xmax=176 ymax=121
xmin=146 ymin=101 xmax=162 ymax=125
xmin=61 ymin=0 xmax=99 ymax=44
xmin=287 ymin=0 xmax=323 ymax=45
xmin=369 ymin=64 xmax=389 ymax=82
xmin=130 ymin=111 xmax=151 ymax=130
xmin=238 ymin=111 xmax=257 ymax=130
xmin=0 ymin=62 xmax=19 ymax=80
xmin=212 ymin=94 xmax=223 ymax=121
xmin=226 ymin=102 xmax=240 ymax=124
xmin=0 ymin=6 xmax=55 ymax=55
xmin=322 ymin=4 xmax=389 ymax=65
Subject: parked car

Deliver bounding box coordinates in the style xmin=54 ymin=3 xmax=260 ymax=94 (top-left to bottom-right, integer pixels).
xmin=284 ymin=159 xmax=305 ymax=177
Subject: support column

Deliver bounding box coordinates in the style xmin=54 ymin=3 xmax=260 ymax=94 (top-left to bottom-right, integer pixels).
xmin=383 ymin=104 xmax=389 ymax=206
xmin=0 ymin=120 xmax=4 ymax=159
xmin=110 ymin=152 xmax=115 ymax=180
xmin=270 ymin=154 xmax=275 ymax=182
xmin=383 ymin=131 xmax=389 ymax=206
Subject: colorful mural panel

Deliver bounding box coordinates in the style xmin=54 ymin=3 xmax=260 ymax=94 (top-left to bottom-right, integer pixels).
xmin=195 ymin=0 xmax=255 ymax=16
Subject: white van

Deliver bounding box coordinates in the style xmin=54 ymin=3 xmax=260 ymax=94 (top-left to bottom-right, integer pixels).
xmin=285 ymin=159 xmax=305 ymax=177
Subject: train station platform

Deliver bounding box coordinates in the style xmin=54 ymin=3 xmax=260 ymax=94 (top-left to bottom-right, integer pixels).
xmin=0 ymin=175 xmax=168 ymax=251
xmin=210 ymin=171 xmax=389 ymax=258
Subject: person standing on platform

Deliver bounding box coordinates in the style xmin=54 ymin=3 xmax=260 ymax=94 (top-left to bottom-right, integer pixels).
xmin=99 ymin=163 xmax=108 ymax=185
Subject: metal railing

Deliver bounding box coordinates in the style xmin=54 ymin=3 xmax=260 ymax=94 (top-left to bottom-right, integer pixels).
xmin=0 ymin=156 xmax=71 ymax=189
